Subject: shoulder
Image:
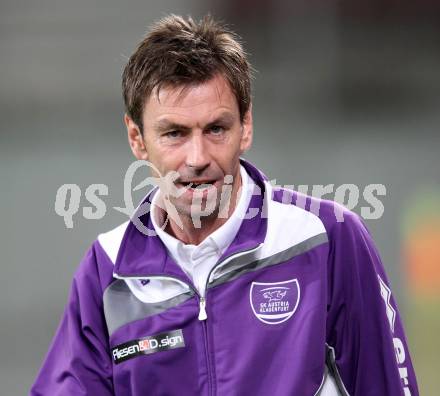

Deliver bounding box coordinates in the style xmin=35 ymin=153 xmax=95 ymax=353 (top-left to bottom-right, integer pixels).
xmin=73 ymin=220 xmax=130 ymax=294
xmin=97 ymin=220 xmax=130 ymax=264
xmin=269 ymin=184 xmax=369 ymax=244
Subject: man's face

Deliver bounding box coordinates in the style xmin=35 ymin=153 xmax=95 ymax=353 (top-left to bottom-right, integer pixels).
xmin=126 ymin=73 xmax=253 ymax=223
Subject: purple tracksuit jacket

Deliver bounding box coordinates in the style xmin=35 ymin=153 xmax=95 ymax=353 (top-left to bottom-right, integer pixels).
xmin=31 ymin=160 xmax=418 ymax=395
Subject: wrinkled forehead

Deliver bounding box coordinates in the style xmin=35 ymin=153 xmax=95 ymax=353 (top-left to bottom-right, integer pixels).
xmin=145 ymin=74 xmax=238 ymax=113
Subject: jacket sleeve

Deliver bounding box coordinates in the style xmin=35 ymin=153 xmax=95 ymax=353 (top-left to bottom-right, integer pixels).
xmin=30 ymin=243 xmax=114 ymax=396
xmin=325 ymin=210 xmax=418 ymax=396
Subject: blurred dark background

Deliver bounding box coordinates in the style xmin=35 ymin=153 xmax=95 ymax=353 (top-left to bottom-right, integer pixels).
xmin=1 ymin=1 xmax=439 ymax=394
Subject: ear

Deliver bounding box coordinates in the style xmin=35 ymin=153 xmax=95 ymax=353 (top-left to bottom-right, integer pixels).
xmin=239 ymin=104 xmax=253 ymax=153
xmin=125 ymin=114 xmax=148 ymax=160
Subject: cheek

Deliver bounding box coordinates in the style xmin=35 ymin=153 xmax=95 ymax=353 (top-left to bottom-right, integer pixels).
xmin=158 ymin=156 xmax=180 ymax=175
xmin=212 ymin=149 xmax=241 ymax=176
xmin=145 ymin=155 xmax=170 ymax=179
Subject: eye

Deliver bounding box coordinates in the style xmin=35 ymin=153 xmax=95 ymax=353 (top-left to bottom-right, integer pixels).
xmin=165 ymin=130 xmax=181 ymax=139
xmin=209 ymin=125 xmax=225 ymax=135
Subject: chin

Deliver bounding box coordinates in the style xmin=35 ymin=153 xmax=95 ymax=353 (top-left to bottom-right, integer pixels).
xmin=172 ymin=197 xmax=221 ymax=222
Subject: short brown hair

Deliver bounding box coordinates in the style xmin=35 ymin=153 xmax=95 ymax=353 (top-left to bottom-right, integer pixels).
xmin=122 ymin=14 xmax=252 ymax=133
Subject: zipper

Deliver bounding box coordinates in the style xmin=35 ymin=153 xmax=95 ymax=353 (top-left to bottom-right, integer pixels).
xmin=194 ymin=243 xmax=262 ymax=396
xmin=198 ymin=296 xmax=208 ymax=320
xmin=201 ymin=307 xmax=213 ymax=396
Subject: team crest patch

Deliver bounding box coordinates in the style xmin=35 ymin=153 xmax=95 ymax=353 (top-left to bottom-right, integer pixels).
xmin=249 ymin=279 xmax=300 ymax=325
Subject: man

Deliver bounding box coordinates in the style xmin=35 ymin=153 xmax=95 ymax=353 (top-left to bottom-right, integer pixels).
xmin=31 ymin=15 xmax=418 ymax=395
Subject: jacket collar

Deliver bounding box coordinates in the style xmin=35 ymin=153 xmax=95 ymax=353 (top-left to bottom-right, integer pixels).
xmin=113 ymin=158 xmax=269 ymax=281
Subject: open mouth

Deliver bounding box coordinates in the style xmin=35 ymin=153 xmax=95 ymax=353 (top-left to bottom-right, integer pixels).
xmin=180 ymin=180 xmax=216 ymax=190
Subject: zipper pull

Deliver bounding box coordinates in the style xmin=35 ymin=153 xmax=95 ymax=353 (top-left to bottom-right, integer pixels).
xmin=198 ymin=297 xmax=208 ymax=321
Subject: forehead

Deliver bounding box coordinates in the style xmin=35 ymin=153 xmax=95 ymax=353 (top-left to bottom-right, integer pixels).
xmin=142 ymin=74 xmax=239 ymax=125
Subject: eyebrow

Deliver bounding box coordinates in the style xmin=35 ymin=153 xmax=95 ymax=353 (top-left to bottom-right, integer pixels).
xmin=153 ymin=120 xmax=191 ymax=133
xmin=153 ymin=111 xmax=236 ymax=133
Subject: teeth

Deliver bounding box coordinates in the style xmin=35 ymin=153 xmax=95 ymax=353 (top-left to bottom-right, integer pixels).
xmin=180 ymin=181 xmax=214 ymax=189
xmin=192 ymin=182 xmax=212 ymax=189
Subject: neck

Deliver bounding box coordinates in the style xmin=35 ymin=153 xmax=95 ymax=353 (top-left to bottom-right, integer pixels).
xmin=166 ymin=172 xmax=243 ymax=245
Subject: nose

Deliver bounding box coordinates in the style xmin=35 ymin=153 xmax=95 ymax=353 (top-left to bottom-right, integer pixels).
xmin=185 ymin=133 xmax=210 ymax=171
